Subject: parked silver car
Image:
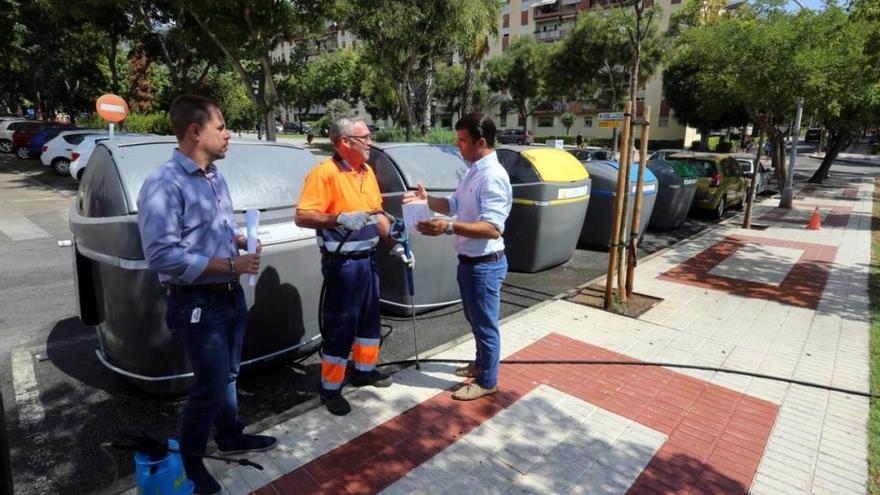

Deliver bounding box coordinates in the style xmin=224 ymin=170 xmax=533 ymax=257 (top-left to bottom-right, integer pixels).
xmin=735 ymin=155 xmax=771 ymax=196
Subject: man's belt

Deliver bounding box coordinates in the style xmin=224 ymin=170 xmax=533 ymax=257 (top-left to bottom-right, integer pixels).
xmin=167 ymin=278 xmax=239 ymax=295
xmin=458 ymin=250 xmax=505 ymax=265
xmin=321 ymin=249 xmax=374 ymax=260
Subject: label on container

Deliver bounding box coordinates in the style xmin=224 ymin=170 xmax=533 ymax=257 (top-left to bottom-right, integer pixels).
xmin=631 ymin=184 xmax=657 ymax=194
xmin=558 ymin=185 xmax=589 ymax=199
xmin=255 ymin=222 xmax=315 ymax=245
xmin=683 ymin=178 xmax=698 ymax=186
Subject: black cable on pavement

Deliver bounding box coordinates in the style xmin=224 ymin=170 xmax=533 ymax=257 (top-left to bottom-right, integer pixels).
xmin=375 ymin=358 xmax=880 ymax=400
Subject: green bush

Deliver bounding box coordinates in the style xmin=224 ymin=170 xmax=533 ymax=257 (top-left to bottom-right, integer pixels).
xmin=373 ymin=128 xmax=457 ymax=144
xmin=77 ymin=112 xmax=173 ymax=135
xmin=715 ymin=141 xmax=734 ymax=153
xmin=124 ymin=112 xmax=173 ymax=135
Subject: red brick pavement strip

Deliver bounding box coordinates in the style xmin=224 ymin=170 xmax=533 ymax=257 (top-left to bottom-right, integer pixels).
xmin=252 ymin=334 xmax=778 ymax=495
xmin=758 ymin=204 xmax=853 ymax=228
xmin=657 ymin=234 xmax=838 ymax=310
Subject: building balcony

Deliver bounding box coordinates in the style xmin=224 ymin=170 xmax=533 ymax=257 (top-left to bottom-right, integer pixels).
xmin=535 ymin=30 xmax=566 ymax=41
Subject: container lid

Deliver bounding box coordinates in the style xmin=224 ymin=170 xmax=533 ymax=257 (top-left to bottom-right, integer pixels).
xmin=519 ymin=148 xmax=590 ymax=182
xmin=378 ymin=144 xmax=468 ymax=191
xmin=104 ymin=140 xmax=320 ymax=213
xmin=662 ymin=159 xmax=699 ymax=178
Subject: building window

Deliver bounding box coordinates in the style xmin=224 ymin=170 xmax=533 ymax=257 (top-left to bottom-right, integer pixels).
xmin=658 ymin=116 xmax=670 ymax=127
xmin=538 ymin=116 xmax=554 ymax=127
xmin=584 ymin=117 xmax=593 ymax=128
xmin=503 ymin=13 xmax=509 ymax=28
xmin=499 ymin=111 xmax=508 ymax=127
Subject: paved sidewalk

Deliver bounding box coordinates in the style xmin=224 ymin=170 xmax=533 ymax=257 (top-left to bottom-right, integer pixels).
xmin=128 ymin=174 xmax=873 ymax=494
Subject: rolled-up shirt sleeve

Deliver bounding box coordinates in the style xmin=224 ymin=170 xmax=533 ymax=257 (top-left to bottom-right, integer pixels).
xmin=446 ymin=190 xmax=460 ymax=216
xmin=137 ymin=179 xmax=208 ymax=283
xmin=478 ymin=174 xmax=513 ymax=234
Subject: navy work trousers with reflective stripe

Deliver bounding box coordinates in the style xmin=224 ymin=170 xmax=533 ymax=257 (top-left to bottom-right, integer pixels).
xmin=319 ymin=253 xmax=381 ymax=397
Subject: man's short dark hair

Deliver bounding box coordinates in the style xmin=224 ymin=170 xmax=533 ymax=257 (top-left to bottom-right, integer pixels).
xmin=455 ymin=113 xmax=496 ymax=147
xmin=169 ymin=94 xmax=221 ymax=140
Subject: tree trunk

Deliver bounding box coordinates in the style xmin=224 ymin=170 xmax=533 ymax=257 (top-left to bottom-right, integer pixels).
xmin=260 ymin=54 xmax=278 ymax=142
xmin=699 ymin=129 xmax=710 ymax=151
xmin=420 ymin=59 xmax=434 ymax=135
xmin=809 ymin=130 xmax=850 ymax=183
xmin=462 ymin=56 xmax=476 ymax=115
xmin=108 ymin=38 xmax=120 ymax=94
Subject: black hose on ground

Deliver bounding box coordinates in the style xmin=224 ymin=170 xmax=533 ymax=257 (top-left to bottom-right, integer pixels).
xmin=375 ymin=358 xmax=880 ymax=399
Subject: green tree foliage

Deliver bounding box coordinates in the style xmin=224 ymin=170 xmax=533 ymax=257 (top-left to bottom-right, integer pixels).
xmin=484 ymin=37 xmax=551 ymax=132
xmin=434 ymin=63 xmax=490 ymax=121
xmin=451 ymin=0 xmax=502 ymax=115
xmin=182 ymin=0 xmax=335 ymax=141
xmin=282 ymin=48 xmax=362 ymax=125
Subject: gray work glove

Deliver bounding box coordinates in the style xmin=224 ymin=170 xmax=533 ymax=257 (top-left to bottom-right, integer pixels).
xmin=390 ymin=243 xmax=415 ymax=269
xmin=337 ymin=211 xmax=370 ymax=231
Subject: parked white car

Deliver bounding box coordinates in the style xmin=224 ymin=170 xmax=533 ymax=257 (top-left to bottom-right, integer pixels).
xmin=41 ymin=130 xmax=105 ymax=176
xmin=70 ymin=133 xmax=149 ymax=180
xmin=735 ymin=156 xmax=771 ymax=196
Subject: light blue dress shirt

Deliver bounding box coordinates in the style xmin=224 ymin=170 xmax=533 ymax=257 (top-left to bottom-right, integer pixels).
xmin=137 ymin=149 xmax=242 ymax=285
xmin=446 ymin=151 xmax=513 ymax=257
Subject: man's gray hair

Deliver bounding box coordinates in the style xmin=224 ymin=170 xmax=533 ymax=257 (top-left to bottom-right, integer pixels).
xmin=329 ymin=116 xmax=367 ymax=145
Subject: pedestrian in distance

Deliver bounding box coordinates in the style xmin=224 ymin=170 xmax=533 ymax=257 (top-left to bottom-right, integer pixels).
xmin=136 ymin=94 xmax=276 ymax=495
xmin=295 ymin=116 xmax=414 ymax=416
xmin=576 ymin=132 xmax=585 ymax=149
xmin=403 ymin=112 xmax=512 ymax=401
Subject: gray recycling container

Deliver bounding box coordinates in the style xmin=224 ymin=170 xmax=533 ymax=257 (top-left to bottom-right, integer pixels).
xmin=647 ymin=159 xmax=699 ymax=230
xmin=496 ymin=146 xmax=591 ymax=273
xmin=569 ymin=155 xmax=657 ymax=249
xmin=70 ymin=137 xmax=323 ymax=395
xmin=369 ymin=143 xmax=466 ymax=316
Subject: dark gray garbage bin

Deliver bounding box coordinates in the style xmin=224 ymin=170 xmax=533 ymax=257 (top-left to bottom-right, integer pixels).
xmin=496 ymin=146 xmax=591 ymax=273
xmin=369 ymin=143 xmax=466 ymax=316
xmin=569 ymin=156 xmax=657 ymax=249
xmin=647 ymin=159 xmax=699 ymax=230
xmin=70 ymin=137 xmax=323 ymax=395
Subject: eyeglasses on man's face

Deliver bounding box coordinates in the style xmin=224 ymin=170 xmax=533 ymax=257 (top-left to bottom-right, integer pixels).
xmin=345 ymin=133 xmax=372 ymax=143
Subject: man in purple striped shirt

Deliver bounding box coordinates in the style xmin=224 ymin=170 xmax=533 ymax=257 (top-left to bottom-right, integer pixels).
xmin=137 ymin=95 xmax=275 ymax=494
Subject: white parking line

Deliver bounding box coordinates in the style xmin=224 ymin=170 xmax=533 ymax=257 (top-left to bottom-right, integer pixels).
xmin=0 ymin=213 xmax=51 ymax=241
xmin=11 ymin=350 xmax=45 ymax=425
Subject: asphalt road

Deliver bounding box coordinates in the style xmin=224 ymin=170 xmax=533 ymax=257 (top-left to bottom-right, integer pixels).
xmin=0 ymin=147 xmax=852 ymax=494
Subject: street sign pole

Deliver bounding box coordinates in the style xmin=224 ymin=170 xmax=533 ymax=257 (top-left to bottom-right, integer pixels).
xmin=779 ymin=98 xmax=804 ymax=208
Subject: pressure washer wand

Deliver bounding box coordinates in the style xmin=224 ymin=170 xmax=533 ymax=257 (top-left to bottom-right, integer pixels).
xmin=382 ymin=211 xmax=421 ymax=370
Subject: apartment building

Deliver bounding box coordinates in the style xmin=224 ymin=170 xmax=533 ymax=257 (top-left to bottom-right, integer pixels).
xmin=490 ymin=0 xmax=696 ymax=144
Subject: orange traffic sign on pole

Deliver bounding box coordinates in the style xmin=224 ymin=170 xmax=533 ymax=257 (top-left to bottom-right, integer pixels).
xmin=95 ymin=94 xmax=129 ymax=123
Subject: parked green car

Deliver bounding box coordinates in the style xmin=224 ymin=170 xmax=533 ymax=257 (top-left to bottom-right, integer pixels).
xmin=669 ymin=153 xmax=747 ymax=218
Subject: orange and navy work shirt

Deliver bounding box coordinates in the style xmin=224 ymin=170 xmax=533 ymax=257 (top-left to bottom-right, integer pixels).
xmin=297 ymin=153 xmax=383 ymax=254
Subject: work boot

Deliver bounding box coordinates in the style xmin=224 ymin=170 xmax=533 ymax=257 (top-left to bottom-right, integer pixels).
xmin=452 ymin=382 xmax=498 ymax=401
xmin=217 ymin=434 xmax=277 ymax=455
xmin=350 ymin=369 xmax=392 ymax=388
xmin=454 ymin=363 xmax=479 ymax=378
xmin=184 ymin=459 xmax=221 ymax=495
xmin=322 ymin=395 xmax=351 ymax=416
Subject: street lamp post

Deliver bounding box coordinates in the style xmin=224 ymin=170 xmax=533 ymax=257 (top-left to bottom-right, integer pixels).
xmin=779 ymin=97 xmax=804 ymax=208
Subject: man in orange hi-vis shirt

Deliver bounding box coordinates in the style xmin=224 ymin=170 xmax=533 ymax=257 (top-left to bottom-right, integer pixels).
xmin=295 ymin=117 xmax=414 ymax=416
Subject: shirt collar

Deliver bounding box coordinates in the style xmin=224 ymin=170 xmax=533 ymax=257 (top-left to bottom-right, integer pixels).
xmin=173 ymin=149 xmax=215 ymax=175
xmin=333 ymin=152 xmax=367 ymax=172
xmin=469 ymin=150 xmax=497 ymax=170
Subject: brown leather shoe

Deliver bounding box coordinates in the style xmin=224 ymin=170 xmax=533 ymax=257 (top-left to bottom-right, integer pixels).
xmin=452 ymin=382 xmax=498 ymax=401
xmin=455 ymin=363 xmax=479 ymax=378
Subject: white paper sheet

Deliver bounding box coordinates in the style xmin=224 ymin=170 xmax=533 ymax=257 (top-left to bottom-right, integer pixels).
xmin=245 ymin=209 xmax=260 ymax=286
xmin=402 ymin=202 xmax=431 ymax=234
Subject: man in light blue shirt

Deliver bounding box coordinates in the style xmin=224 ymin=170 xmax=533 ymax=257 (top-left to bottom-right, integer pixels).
xmin=404 ymin=113 xmax=512 ymax=401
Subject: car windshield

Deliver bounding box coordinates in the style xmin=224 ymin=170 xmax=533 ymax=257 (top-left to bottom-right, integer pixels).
xmin=678 ymin=159 xmax=717 ymax=177
xmin=737 ymin=160 xmax=752 ymax=173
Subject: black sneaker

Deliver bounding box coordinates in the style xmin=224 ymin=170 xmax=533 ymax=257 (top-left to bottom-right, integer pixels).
xmin=350 ymin=369 xmax=392 ymax=388
xmin=216 ymin=434 xmax=277 ymax=455
xmin=321 ymin=395 xmax=351 ymax=416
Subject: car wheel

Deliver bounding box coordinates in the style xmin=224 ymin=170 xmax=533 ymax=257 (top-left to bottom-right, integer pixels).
xmin=714 ymin=196 xmax=726 ymax=219
xmin=516 ymin=139 xmax=524 ymax=145
xmin=52 ymin=158 xmax=70 ymax=176
xmin=0 ymin=140 xmax=11 ymax=153
xmin=15 ymin=147 xmax=29 ymax=159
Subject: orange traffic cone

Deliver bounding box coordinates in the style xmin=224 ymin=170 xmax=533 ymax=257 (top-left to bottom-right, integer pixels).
xmin=806 ymin=206 xmax=821 ymax=230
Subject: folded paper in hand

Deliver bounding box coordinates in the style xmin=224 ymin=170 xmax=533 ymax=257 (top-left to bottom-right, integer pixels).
xmin=402 ymin=203 xmax=431 ymax=234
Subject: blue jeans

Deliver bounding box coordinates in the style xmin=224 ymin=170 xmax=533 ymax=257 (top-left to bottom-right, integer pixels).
xmin=457 ymin=256 xmax=507 ymax=389
xmin=167 ymin=286 xmax=247 ymax=470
